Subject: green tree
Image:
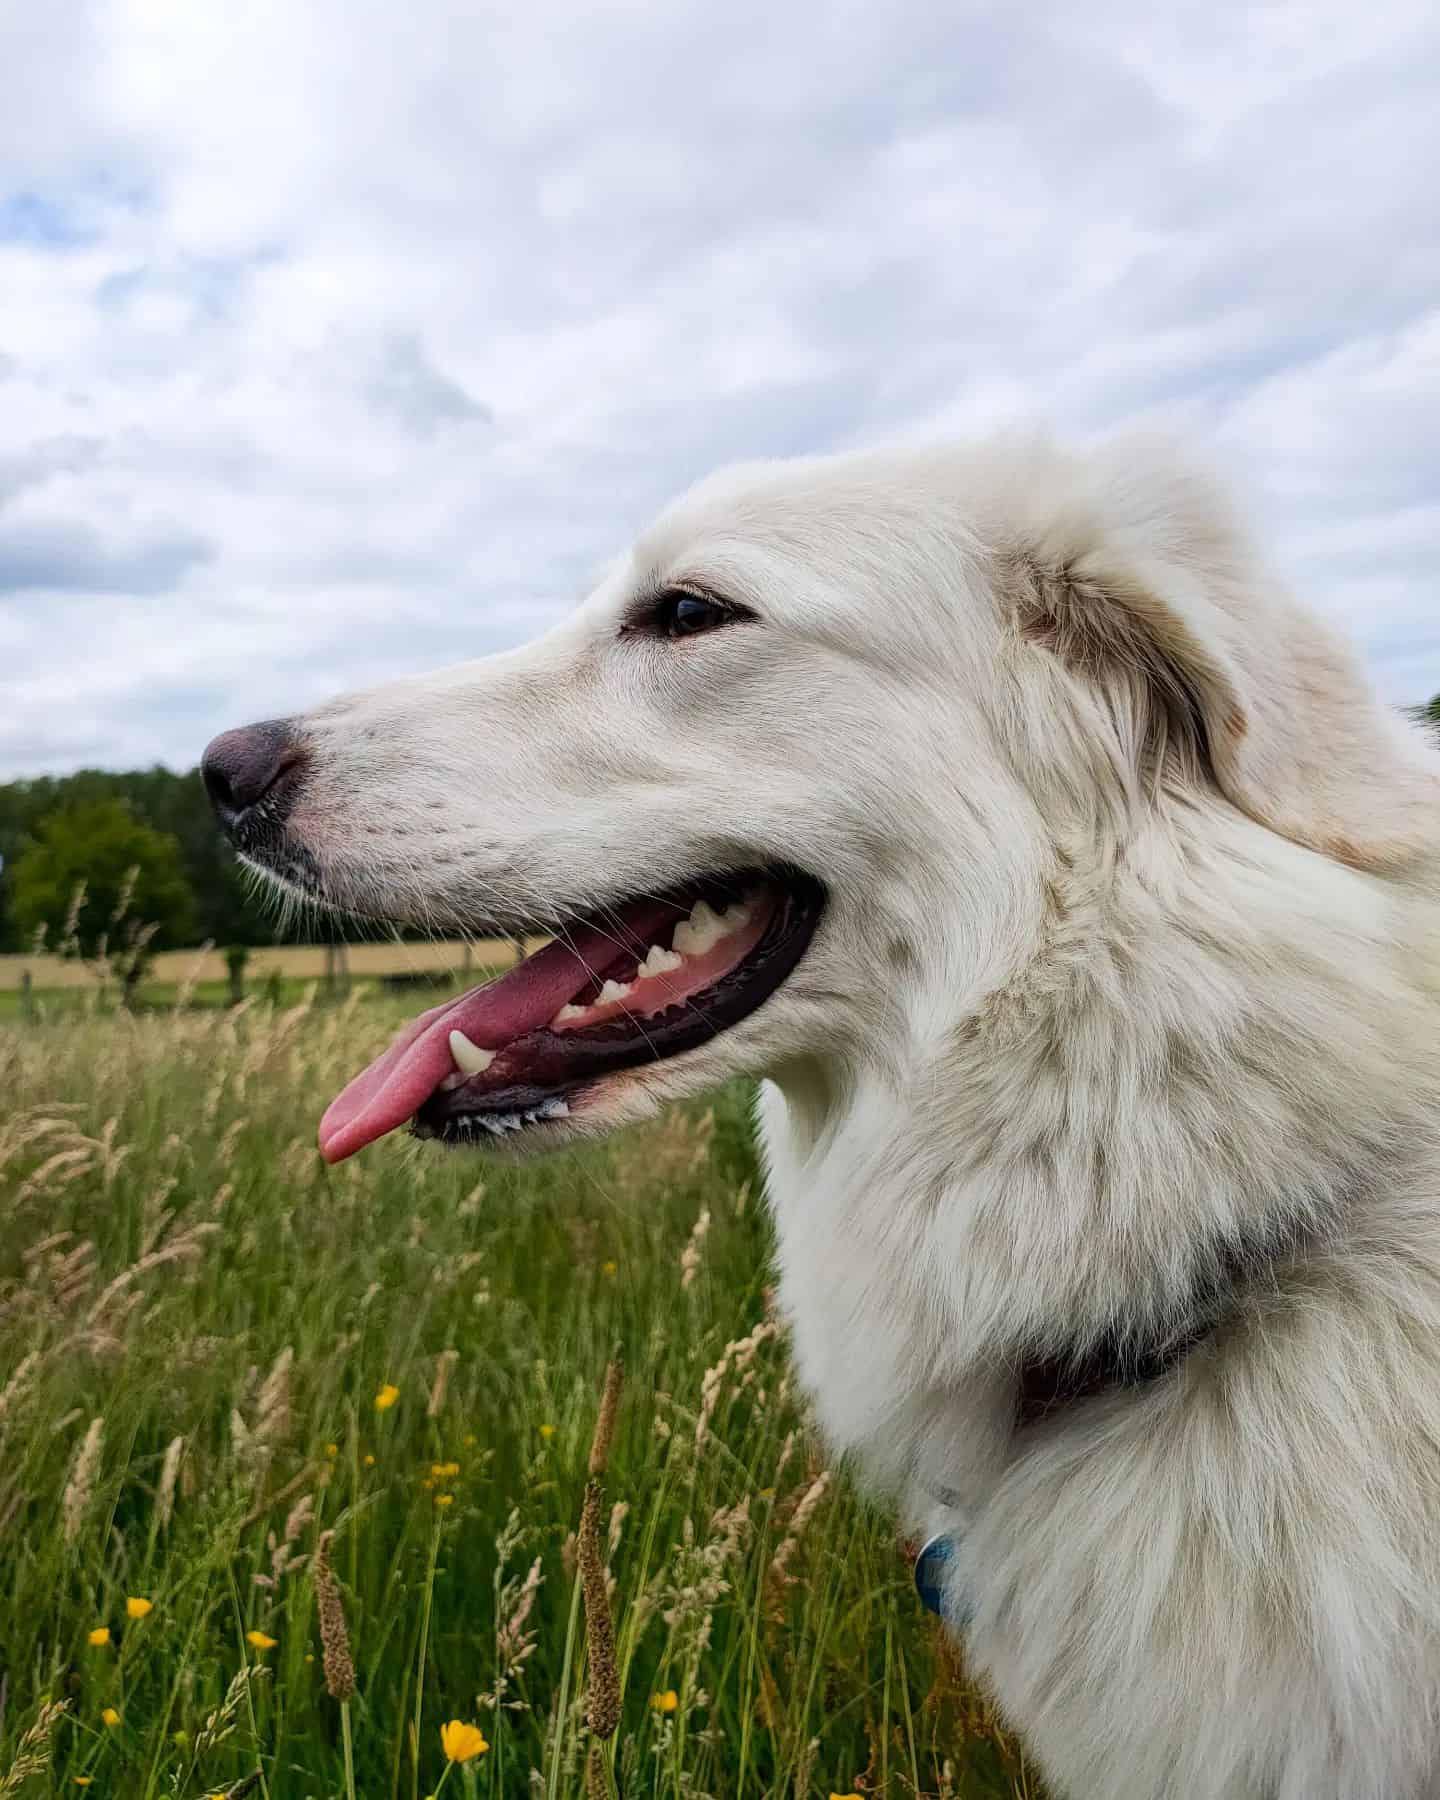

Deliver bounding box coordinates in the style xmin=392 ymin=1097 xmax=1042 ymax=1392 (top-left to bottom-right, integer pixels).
xmin=0 ymin=763 xmax=424 ymax=952
xmin=10 ymin=801 xmax=198 ymax=999
xmin=0 ymin=765 xmax=266 ymax=952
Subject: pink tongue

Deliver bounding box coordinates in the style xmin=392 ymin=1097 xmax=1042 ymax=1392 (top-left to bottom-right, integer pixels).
xmin=318 ymin=900 xmax=680 ymax=1164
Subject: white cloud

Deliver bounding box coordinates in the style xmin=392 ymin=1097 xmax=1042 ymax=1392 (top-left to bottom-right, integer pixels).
xmin=1 ymin=0 xmax=1437 ymax=777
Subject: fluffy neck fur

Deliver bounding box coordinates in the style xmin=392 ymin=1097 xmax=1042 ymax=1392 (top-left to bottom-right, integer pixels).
xmin=760 ymin=793 xmax=1440 ymax=1517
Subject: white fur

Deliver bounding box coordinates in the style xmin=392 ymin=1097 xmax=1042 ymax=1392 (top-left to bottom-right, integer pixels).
xmin=271 ymin=431 xmax=1440 ymax=1799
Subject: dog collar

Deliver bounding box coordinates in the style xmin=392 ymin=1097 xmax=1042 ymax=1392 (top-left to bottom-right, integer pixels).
xmin=912 ymin=1229 xmax=1301 ymax=1619
xmin=913 ymin=1326 xmax=1221 ymax=1624
xmin=1013 ymin=1324 xmax=1211 ymax=1428
xmin=1011 ymin=1227 xmax=1296 ymax=1428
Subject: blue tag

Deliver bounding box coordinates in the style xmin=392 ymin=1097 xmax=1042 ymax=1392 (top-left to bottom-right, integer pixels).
xmin=914 ymin=1532 xmax=956 ymax=1614
xmin=914 ymin=1532 xmax=972 ymax=1624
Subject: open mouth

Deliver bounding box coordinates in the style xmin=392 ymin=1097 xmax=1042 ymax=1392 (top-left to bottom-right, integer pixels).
xmin=317 ymin=867 xmax=824 ymax=1162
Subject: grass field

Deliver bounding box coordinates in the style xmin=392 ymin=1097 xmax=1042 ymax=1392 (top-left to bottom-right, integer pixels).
xmin=0 ymin=987 xmax=1040 ymax=1799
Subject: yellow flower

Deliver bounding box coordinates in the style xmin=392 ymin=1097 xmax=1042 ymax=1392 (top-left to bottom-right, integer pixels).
xmin=246 ymin=1630 xmax=278 ymax=1651
xmin=430 ymin=1460 xmax=459 ymax=1478
xmin=73 ymin=1779 xmax=93 ymax=1788
xmin=375 ymin=1383 xmax=400 ymax=1411
xmin=325 ymin=1442 xmax=339 ymax=1458
xmin=125 ymin=1596 xmax=153 ymax=1620
xmin=363 ymin=1453 xmax=376 ymax=1467
xmin=101 ymin=1706 xmax=121 ymax=1728
xmin=87 ymin=1627 xmax=111 ymax=1648
xmin=434 ymin=1493 xmax=454 ymax=1508
xmin=830 ymin=1793 xmax=864 ymax=1800
xmin=538 ymin=1423 xmax=556 ymax=1440
xmin=440 ymin=1719 xmax=489 ymax=1762
xmin=463 ymin=1433 xmax=477 ymax=1447
xmin=650 ymin=1689 xmax=679 ymax=1713
xmin=601 ymin=1260 xmax=618 ymax=1277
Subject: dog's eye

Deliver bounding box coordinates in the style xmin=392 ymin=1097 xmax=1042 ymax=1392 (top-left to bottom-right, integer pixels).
xmin=654 ymin=590 xmax=736 ymax=638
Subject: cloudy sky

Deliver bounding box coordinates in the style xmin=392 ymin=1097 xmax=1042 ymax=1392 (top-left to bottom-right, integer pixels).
xmin=2 ymin=1 xmax=1438 ymax=777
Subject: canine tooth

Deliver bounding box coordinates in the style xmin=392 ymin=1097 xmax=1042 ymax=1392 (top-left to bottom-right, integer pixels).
xmin=673 ymin=899 xmax=728 ymax=956
xmin=598 ymin=979 xmax=633 ymax=1004
xmin=449 ymin=1029 xmax=495 ymax=1076
xmin=639 ymin=943 xmax=684 ymax=977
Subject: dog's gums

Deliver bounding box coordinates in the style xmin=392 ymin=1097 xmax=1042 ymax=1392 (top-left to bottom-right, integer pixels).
xmin=316 ymin=868 xmax=824 ymax=1163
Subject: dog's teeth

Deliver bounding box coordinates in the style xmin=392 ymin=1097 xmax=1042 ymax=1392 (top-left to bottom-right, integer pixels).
xmin=673 ymin=899 xmax=729 ymax=956
xmin=449 ymin=1029 xmax=495 ymax=1076
xmin=639 ymin=942 xmax=684 ymax=977
xmin=554 ymin=1003 xmax=586 ymax=1022
xmin=538 ymin=1098 xmax=570 ymax=1119
xmin=440 ymin=1071 xmax=468 ymax=1091
xmin=597 ymin=979 xmax=633 ymax=1004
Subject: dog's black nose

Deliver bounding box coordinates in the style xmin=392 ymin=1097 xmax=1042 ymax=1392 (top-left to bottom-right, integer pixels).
xmin=201 ymin=720 xmax=303 ymax=826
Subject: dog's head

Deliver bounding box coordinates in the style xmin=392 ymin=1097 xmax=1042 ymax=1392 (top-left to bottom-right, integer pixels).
xmin=203 ymin=433 xmax=1440 ymax=1163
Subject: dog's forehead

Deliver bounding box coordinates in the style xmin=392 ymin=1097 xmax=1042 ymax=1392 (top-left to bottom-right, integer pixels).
xmin=632 ymin=449 xmax=955 ymax=587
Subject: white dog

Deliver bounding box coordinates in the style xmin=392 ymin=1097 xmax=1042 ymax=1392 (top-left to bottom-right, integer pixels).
xmin=203 ymin=431 xmax=1440 ymax=1800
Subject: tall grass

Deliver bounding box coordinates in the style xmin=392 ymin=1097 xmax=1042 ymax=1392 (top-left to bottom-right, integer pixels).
xmin=0 ymin=989 xmax=1037 ymax=1797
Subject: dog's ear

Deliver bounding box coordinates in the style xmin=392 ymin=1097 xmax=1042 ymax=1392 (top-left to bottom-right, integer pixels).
xmin=1011 ymin=439 xmax=1440 ymax=872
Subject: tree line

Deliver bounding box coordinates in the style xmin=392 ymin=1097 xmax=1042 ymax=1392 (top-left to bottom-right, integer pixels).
xmin=3 ymin=695 xmax=1439 ymax=956
xmin=0 ymin=766 xmax=261 ymax=955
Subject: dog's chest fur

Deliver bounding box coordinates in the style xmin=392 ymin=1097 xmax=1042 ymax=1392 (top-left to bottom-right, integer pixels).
xmin=756 ymin=821 xmax=1440 ymax=1800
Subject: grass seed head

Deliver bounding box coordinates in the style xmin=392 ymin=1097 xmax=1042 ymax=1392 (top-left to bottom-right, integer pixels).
xmin=426 ymin=1347 xmax=459 ymax=1417
xmin=0 ymin=1699 xmax=71 ymax=1797
xmin=578 ymin=1479 xmax=620 ymax=1740
xmin=62 ymin=1415 xmax=104 ymax=1546
xmin=588 ymin=1350 xmax=624 ymax=1477
xmin=156 ymin=1435 xmax=184 ymax=1528
xmin=585 ymin=1740 xmax=609 ymax=1799
xmin=679 ymin=1206 xmax=711 ymax=1290
xmin=255 ymin=1346 xmax=293 ymax=1446
xmin=314 ymin=1528 xmax=356 ymax=1702
xmin=770 ymin=1470 xmax=832 ymax=1584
